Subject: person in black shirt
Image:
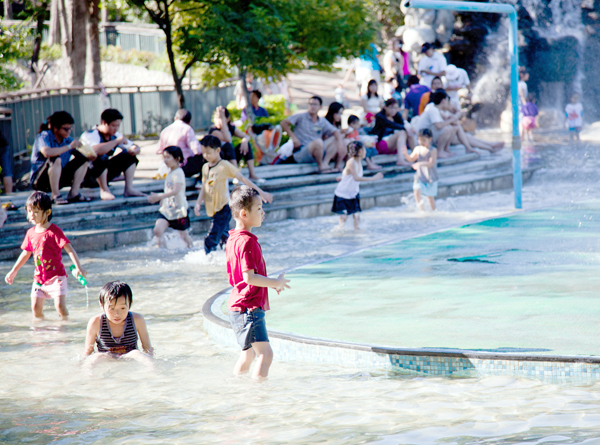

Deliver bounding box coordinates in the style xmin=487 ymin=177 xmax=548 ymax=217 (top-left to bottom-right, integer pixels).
xmin=370 ymin=98 xmax=414 ymax=166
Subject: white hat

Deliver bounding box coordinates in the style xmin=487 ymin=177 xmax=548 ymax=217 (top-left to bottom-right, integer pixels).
xmin=445 ymin=64 xmax=459 ymax=80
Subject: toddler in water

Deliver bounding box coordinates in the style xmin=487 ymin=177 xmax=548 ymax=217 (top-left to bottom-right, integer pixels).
xmin=148 ymin=145 xmax=193 ymax=248
xmin=332 ymin=141 xmax=384 ymax=229
xmin=226 ymin=186 xmax=290 ymax=380
xmin=83 ymin=281 xmax=153 ymax=358
xmin=5 ymin=191 xmax=87 ymax=319
xmin=402 ymin=128 xmax=438 ymax=211
xmin=565 ymin=93 xmax=583 ymax=142
xmin=521 ymin=94 xmax=539 ymax=142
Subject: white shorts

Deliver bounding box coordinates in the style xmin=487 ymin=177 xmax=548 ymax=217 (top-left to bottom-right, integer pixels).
xmin=31 ymin=275 xmax=68 ymax=300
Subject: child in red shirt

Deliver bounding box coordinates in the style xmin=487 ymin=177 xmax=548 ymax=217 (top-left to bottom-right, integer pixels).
xmin=226 ymin=185 xmax=290 ymax=379
xmin=5 ymin=191 xmax=87 ymax=319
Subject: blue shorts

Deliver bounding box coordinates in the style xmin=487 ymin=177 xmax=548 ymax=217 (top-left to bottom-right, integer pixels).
xmin=228 ymin=308 xmax=269 ymax=350
xmin=413 ymin=180 xmax=438 ymax=197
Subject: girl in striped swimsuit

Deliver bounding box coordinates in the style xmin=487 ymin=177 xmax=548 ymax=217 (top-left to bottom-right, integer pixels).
xmin=83 ymin=281 xmax=153 ymax=361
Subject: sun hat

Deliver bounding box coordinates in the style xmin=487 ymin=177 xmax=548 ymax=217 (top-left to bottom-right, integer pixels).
xmin=445 ymin=64 xmax=460 ymax=80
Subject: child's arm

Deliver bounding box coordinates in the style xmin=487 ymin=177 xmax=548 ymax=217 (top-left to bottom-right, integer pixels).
xmin=133 ymin=313 xmax=154 ymax=356
xmin=234 ymin=172 xmax=273 ymax=203
xmin=348 ymin=159 xmax=383 ymax=182
xmin=64 ymin=243 xmax=87 ymax=278
xmin=412 ymin=149 xmax=438 ymax=169
xmin=244 ymin=270 xmax=290 ymax=293
xmin=83 ymin=316 xmax=101 ymax=356
xmin=5 ymin=250 xmax=32 ymax=284
xmin=401 ymin=146 xmax=419 ymax=163
xmin=148 ymin=182 xmax=183 ymax=204
xmin=194 ymin=187 xmax=205 ymax=216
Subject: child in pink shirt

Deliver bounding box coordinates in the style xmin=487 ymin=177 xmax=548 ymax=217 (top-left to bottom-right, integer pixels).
xmin=5 ymin=191 xmax=87 ymax=319
xmin=226 ymin=185 xmax=290 ymax=379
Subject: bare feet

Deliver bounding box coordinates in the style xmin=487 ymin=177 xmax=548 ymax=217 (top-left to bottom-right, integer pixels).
xmin=319 ymin=168 xmax=338 ymax=174
xmin=367 ymin=164 xmax=383 ymax=170
xmin=100 ymin=190 xmax=116 ymax=201
xmin=396 ymin=160 xmax=411 ymax=167
xmin=124 ymin=189 xmax=146 ymax=198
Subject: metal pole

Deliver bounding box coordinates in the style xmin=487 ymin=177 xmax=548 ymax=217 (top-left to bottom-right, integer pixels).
xmin=407 ymin=0 xmax=522 ymax=209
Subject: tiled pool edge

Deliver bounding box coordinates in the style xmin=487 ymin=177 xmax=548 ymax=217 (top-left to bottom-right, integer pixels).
xmin=203 ymin=290 xmax=600 ymax=385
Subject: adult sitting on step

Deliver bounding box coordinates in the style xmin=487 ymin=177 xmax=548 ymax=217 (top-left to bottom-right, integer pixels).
xmin=80 ymin=109 xmax=145 ymax=200
xmin=279 ymin=96 xmax=345 ymax=173
xmin=369 ymin=98 xmax=414 ymax=166
xmin=157 ymin=109 xmax=202 ymax=178
xmin=30 ymin=111 xmax=93 ymax=205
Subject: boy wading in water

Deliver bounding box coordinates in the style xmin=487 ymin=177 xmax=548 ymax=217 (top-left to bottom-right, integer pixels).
xmin=226 ymin=186 xmax=290 ymax=379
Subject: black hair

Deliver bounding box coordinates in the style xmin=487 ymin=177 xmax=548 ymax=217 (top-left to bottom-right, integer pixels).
xmin=251 ymin=89 xmax=262 ymax=100
xmin=431 ymin=76 xmax=444 ymax=88
xmin=418 ymin=128 xmax=433 ymax=138
xmin=101 ymin=108 xmax=124 ymax=125
xmin=39 ymin=115 xmax=52 ymax=134
xmin=200 ymin=134 xmax=222 ymax=150
xmin=347 ymin=141 xmax=364 ymax=158
xmin=98 ymin=281 xmax=133 ymax=307
xmin=347 ymin=115 xmax=360 ymax=126
xmin=384 ymin=98 xmax=399 ymax=108
xmin=325 ymin=102 xmax=344 ymax=128
xmin=431 ymin=90 xmax=448 ymax=105
xmin=49 ymin=111 xmax=74 ymax=130
xmin=230 ymin=185 xmax=260 ymax=219
xmin=223 ymin=108 xmax=230 ymax=119
xmin=519 ymin=66 xmax=528 ymax=80
xmin=407 ymin=75 xmax=420 ymax=87
xmin=366 ymin=79 xmax=379 ymax=99
xmin=309 ymin=95 xmax=323 ymax=106
xmin=175 ymin=109 xmax=192 ymax=124
xmin=163 ymin=145 xmax=184 ymax=163
xmin=26 ymin=191 xmax=53 ymax=221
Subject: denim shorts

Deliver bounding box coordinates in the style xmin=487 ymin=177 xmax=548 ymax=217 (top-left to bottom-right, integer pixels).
xmin=228 ymin=308 xmax=269 ymax=350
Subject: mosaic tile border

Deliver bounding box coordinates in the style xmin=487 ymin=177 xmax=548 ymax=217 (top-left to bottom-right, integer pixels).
xmin=204 ymin=290 xmax=600 ymax=384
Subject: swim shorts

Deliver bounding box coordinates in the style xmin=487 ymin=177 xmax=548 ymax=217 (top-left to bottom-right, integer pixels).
xmin=228 ymin=308 xmax=269 ymax=350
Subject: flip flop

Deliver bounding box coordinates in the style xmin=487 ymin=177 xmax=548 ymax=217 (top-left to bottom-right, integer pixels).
xmin=51 ymin=195 xmax=69 ymax=205
xmin=67 ymin=194 xmax=93 ymax=204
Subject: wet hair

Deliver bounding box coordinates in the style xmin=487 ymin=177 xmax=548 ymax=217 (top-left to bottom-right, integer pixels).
xmin=347 ymin=141 xmax=364 ymax=158
xmin=431 ymin=90 xmax=448 ymax=105
xmin=200 ymin=134 xmax=221 ymax=150
xmin=26 ymin=191 xmax=52 ymax=221
xmin=418 ymin=128 xmax=433 ymax=139
xmin=325 ymin=102 xmax=344 ymax=128
xmin=251 ymin=89 xmax=262 ymax=100
xmin=49 ymin=111 xmax=74 ymax=131
xmin=163 ymin=145 xmax=184 ymax=163
xmin=407 ymin=75 xmax=420 ymax=87
xmin=309 ymin=95 xmax=323 ymax=106
xmin=431 ymin=76 xmax=444 ymax=89
xmin=101 ymin=108 xmax=124 ymax=124
xmin=384 ymin=98 xmax=399 ymax=108
xmin=230 ymin=185 xmax=260 ymax=219
xmin=175 ymin=109 xmax=192 ymax=124
xmin=347 ymin=115 xmax=360 ymax=126
xmin=367 ymin=79 xmax=379 ymax=99
xmin=98 ymin=281 xmax=133 ymax=308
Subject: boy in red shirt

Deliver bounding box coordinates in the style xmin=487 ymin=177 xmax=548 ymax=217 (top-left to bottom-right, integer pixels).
xmin=226 ymin=186 xmax=290 ymax=379
xmin=5 ymin=191 xmax=87 ymax=319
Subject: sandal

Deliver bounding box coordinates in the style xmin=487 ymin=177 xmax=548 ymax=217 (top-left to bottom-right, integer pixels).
xmin=67 ymin=194 xmax=93 ymax=204
xmin=51 ymin=195 xmax=69 ymax=205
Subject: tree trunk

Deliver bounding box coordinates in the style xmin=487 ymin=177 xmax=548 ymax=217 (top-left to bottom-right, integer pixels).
xmin=162 ymin=9 xmax=185 ymax=108
xmin=50 ymin=0 xmax=87 ymax=86
xmin=3 ymin=0 xmax=12 ymax=19
xmin=86 ymin=0 xmax=101 ymax=86
xmin=31 ymin=10 xmax=45 ymax=81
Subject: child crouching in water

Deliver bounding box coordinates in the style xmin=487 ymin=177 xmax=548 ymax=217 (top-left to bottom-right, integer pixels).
xmin=226 ymin=186 xmax=290 ymax=380
xmin=332 ymin=141 xmax=383 ymax=229
xmin=5 ymin=191 xmax=87 ymax=320
xmin=148 ymin=145 xmax=193 ymax=248
xmin=83 ymin=281 xmax=153 ymax=361
xmin=402 ymin=128 xmax=438 ymax=211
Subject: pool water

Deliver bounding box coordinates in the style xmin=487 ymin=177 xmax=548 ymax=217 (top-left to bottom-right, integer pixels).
xmin=3 ymin=141 xmax=600 ymax=443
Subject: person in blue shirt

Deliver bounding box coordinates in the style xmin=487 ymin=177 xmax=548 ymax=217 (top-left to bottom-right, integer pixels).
xmin=404 ymin=75 xmax=431 ymax=118
xmin=241 ymin=90 xmax=269 ymax=122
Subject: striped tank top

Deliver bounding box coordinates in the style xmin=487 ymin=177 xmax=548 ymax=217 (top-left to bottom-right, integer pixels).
xmin=96 ymin=312 xmax=139 ymax=355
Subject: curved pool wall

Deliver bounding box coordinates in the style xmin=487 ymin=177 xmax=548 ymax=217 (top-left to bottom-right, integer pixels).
xmin=203 ymin=203 xmax=600 ymax=384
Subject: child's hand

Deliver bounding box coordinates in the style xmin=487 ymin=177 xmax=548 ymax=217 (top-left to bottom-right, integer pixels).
xmin=335 ymin=176 xmax=342 ymax=182
xmin=412 ymin=163 xmax=418 ymax=170
xmin=260 ymin=191 xmax=273 ymax=204
xmin=274 ymin=272 xmax=291 ymax=294
xmin=76 ymin=267 xmax=88 ymax=278
xmin=373 ymin=172 xmax=384 ymax=181
xmin=147 ymin=193 xmax=160 ymax=204
xmin=194 ymin=201 xmax=202 ymax=216
xmin=5 ymin=270 xmax=16 ymax=285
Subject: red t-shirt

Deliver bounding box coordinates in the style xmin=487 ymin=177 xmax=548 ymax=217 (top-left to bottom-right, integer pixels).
xmin=226 ymin=229 xmax=270 ymax=312
xmin=21 ymin=224 xmax=69 ymax=285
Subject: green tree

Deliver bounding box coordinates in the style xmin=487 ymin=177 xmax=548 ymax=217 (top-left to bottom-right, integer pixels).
xmin=0 ymin=24 xmax=31 ymax=91
xmin=367 ymin=0 xmax=405 ymax=42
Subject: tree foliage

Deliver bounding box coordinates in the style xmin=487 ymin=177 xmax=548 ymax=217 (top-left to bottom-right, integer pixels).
xmin=366 ymin=0 xmax=405 ymax=42
xmin=0 ymin=24 xmax=31 ymax=91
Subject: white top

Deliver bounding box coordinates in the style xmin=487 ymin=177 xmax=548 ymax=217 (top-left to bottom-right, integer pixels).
xmin=334 ymin=161 xmax=363 ymax=200
xmin=518 ymin=81 xmax=528 ymax=104
xmin=446 ymin=68 xmax=470 ymax=101
xmin=159 ymin=167 xmax=188 ymax=220
xmin=80 ymin=129 xmax=131 ymax=149
xmin=418 ymin=52 xmax=447 ymax=88
xmin=383 ymin=50 xmax=400 ymax=80
xmin=361 ymin=94 xmax=383 ymax=115
xmin=415 ymin=103 xmax=444 ymax=132
xmin=565 ymin=103 xmax=583 ymax=128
